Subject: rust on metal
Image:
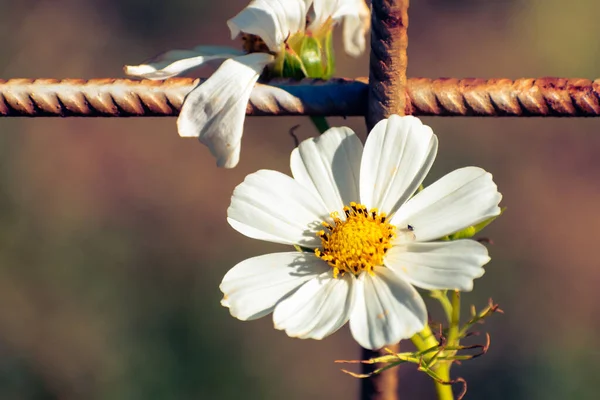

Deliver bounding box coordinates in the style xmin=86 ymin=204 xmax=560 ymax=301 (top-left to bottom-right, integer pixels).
xmin=367 ymin=0 xmax=410 ymax=130
xmin=0 ymin=77 xmax=368 ymax=118
xmin=408 ymin=77 xmax=600 ymax=116
xmin=1 ymin=77 xmax=600 ymax=117
xmin=362 ymin=1 xmax=410 ymax=400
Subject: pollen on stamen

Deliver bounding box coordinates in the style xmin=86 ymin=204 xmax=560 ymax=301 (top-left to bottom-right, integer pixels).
xmin=314 ymin=203 xmax=397 ymax=278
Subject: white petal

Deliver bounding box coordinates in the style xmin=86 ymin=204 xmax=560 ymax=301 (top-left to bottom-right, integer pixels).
xmin=342 ymin=1 xmax=370 ymax=57
xmin=177 ymin=53 xmax=274 ymax=168
xmin=227 ymin=169 xmax=330 ymax=247
xmin=290 ymin=127 xmax=363 ymax=214
xmin=221 ymin=252 xmax=328 ymax=321
xmin=124 ymin=46 xmax=244 ymax=80
xmin=350 ymin=267 xmax=426 ymax=350
xmin=273 ymin=271 xmax=353 ymax=340
xmin=360 ymin=115 xmax=438 ymax=215
xmin=391 ymin=167 xmax=502 ymax=242
xmin=308 ymin=0 xmax=340 ymax=33
xmin=385 ymin=240 xmax=489 ymax=292
xmin=227 ymin=0 xmax=309 ymax=52
xmin=309 ymin=0 xmax=370 ymax=57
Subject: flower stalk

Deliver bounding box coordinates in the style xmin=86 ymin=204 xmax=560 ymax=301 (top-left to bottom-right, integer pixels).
xmin=411 ymin=292 xmax=459 ymax=400
xmin=340 ymin=292 xmax=502 ymax=400
xmin=310 ymin=116 xmax=331 ymax=134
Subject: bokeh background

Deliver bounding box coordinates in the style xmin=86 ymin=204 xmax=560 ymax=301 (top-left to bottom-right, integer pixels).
xmin=0 ymin=0 xmax=599 ymax=399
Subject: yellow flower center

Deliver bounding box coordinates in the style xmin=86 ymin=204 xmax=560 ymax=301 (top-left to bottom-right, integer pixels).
xmin=315 ymin=202 xmax=398 ymax=278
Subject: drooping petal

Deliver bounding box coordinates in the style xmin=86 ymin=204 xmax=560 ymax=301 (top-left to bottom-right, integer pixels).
xmin=342 ymin=0 xmax=370 ymax=57
xmin=273 ymin=271 xmax=354 ymax=340
xmin=309 ymin=0 xmax=370 ymax=56
xmin=227 ymin=0 xmax=309 ymax=52
xmin=308 ymin=0 xmax=340 ymax=34
xmin=360 ymin=115 xmax=438 ymax=216
xmin=227 ymin=169 xmax=330 ymax=247
xmin=290 ymin=127 xmax=363 ymax=214
xmin=349 ymin=267 xmax=426 ymax=350
xmin=221 ymin=252 xmax=329 ymax=321
xmin=385 ymin=240 xmax=489 ymax=292
xmin=391 ymin=167 xmax=502 ymax=242
xmin=177 ymin=53 xmax=274 ymax=168
xmin=124 ymin=46 xmax=245 ymax=80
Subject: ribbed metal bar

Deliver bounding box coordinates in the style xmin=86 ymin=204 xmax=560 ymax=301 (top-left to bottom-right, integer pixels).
xmin=1 ymin=77 xmax=599 ymax=117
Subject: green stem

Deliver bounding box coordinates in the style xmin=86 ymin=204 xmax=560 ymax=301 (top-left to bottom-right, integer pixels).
xmin=430 ymin=290 xmax=453 ymax=322
xmin=432 ymin=290 xmax=462 ymax=400
xmin=411 ymin=325 xmax=454 ymax=400
xmin=448 ymin=290 xmax=461 ymax=345
xmin=310 ymin=116 xmax=330 ymax=134
xmin=413 ymin=324 xmax=439 ymax=354
xmin=433 ymin=362 xmax=454 ymax=400
xmin=412 ymin=290 xmax=463 ymax=400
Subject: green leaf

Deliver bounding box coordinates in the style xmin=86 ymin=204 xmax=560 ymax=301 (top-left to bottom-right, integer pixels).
xmin=298 ymin=36 xmax=324 ymax=78
xmin=443 ymin=207 xmax=506 ymax=241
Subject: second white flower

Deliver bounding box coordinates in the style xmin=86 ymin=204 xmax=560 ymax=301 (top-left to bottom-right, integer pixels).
xmin=221 ymin=115 xmax=502 ymax=350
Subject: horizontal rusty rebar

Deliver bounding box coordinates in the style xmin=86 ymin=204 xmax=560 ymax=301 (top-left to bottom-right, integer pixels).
xmin=1 ymin=77 xmax=600 ymax=117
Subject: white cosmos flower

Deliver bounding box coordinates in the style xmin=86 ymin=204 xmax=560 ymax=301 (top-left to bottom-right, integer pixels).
xmin=220 ymin=115 xmax=502 ymax=350
xmin=124 ymin=0 xmax=370 ymax=168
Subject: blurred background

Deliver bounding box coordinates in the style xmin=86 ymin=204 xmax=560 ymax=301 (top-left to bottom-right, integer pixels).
xmin=0 ymin=0 xmax=599 ymax=398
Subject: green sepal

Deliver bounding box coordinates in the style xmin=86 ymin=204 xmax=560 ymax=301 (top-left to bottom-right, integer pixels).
xmin=282 ymin=51 xmax=307 ymax=80
xmin=271 ymin=51 xmax=286 ymax=77
xmin=322 ymin=31 xmax=335 ymax=79
xmin=442 ymin=207 xmax=506 ymax=241
xmin=298 ymin=36 xmax=324 ymax=78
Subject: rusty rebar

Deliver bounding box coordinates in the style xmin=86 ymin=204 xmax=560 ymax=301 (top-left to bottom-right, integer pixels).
xmin=367 ymin=0 xmax=410 ymax=130
xmin=361 ymin=1 xmax=410 ymax=400
xmin=1 ymin=77 xmax=600 ymax=117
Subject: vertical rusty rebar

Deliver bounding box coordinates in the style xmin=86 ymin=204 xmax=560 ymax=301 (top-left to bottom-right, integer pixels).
xmin=362 ymin=0 xmax=410 ymax=399
xmin=367 ymin=0 xmax=410 ymax=130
